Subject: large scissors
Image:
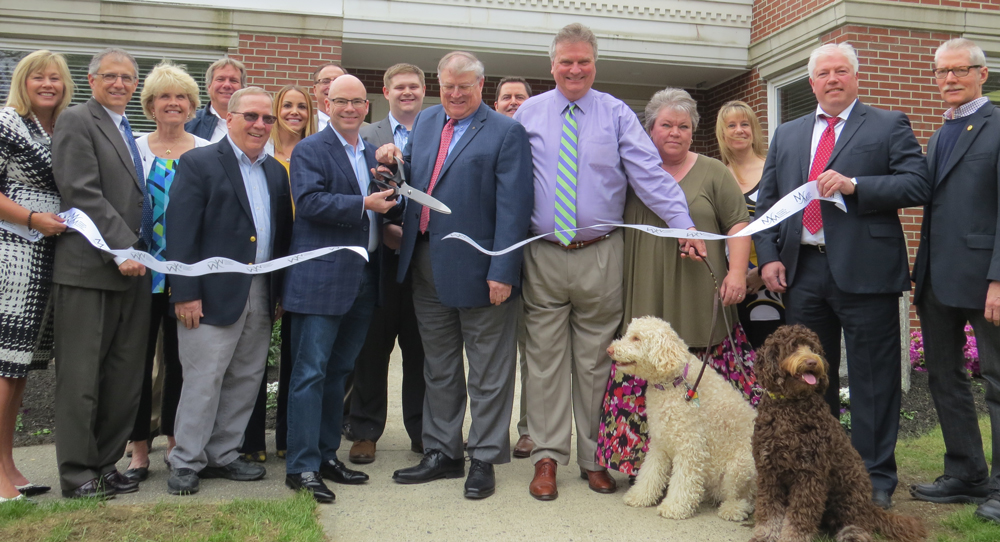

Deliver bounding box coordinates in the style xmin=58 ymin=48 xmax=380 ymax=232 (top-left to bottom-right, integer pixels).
xmin=372 ymin=156 xmax=452 ymax=215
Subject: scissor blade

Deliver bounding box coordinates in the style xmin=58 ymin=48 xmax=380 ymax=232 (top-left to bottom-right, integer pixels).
xmin=400 ymin=182 xmax=452 ymax=214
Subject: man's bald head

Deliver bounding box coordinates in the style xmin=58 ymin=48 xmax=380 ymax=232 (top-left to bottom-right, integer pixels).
xmin=326 ymin=75 xmax=369 ymax=141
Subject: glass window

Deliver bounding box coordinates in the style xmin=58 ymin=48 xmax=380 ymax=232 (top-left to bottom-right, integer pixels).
xmin=985 ymin=74 xmax=999 ymax=104
xmin=779 ymin=77 xmax=817 ymax=124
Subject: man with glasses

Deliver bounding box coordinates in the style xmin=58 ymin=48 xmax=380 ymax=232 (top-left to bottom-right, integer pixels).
xmin=185 ymin=57 xmax=246 ymax=142
xmin=51 ymin=47 xmax=151 ymax=499
xmin=909 ymin=39 xmax=1000 ymax=523
xmin=164 ymin=87 xmax=293 ymax=496
xmin=281 ymin=75 xmax=401 ymax=503
xmin=312 ymin=63 xmax=346 ymax=132
xmin=382 ymin=51 xmax=533 ymax=500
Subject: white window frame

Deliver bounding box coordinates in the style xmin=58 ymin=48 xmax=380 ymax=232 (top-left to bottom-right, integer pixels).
xmin=766 ymin=68 xmax=810 ymax=144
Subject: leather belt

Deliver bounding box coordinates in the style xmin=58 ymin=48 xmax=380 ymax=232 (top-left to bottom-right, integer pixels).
xmin=545 ymin=234 xmax=611 ymax=250
xmin=802 ymin=244 xmax=826 ymax=253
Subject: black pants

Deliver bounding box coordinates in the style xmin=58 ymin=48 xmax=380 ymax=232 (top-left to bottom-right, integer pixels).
xmin=130 ymin=291 xmax=182 ymax=441
xmin=784 ymin=246 xmax=902 ymax=494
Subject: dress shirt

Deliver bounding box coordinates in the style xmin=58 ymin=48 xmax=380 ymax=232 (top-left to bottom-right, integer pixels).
xmin=226 ymin=135 xmax=272 ymax=263
xmin=388 ymin=112 xmax=411 ymax=150
xmin=801 ymin=99 xmax=858 ymax=246
xmin=103 ymin=106 xmax=145 ymax=266
xmin=317 ymin=111 xmax=330 ymax=133
xmin=514 ymin=88 xmax=694 ymax=242
xmin=944 ymin=96 xmax=989 ymax=120
xmin=208 ymin=104 xmax=228 ymax=143
xmin=333 ymin=128 xmax=379 ymax=252
xmin=445 ymin=113 xmax=475 ymax=157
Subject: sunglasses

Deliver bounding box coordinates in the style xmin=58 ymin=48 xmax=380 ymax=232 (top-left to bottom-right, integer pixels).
xmin=231 ymin=111 xmax=278 ymax=125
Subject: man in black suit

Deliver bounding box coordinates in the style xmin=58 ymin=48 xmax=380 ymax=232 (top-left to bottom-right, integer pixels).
xmin=184 ymin=57 xmax=245 ymax=142
xmin=754 ymin=42 xmax=930 ymax=510
xmin=345 ymin=63 xmax=427 ymax=464
xmin=165 ymin=87 xmax=292 ymax=496
xmin=908 ymin=38 xmax=1000 ymax=523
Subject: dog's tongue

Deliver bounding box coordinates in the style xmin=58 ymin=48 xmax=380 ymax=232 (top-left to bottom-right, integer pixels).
xmin=802 ymin=373 xmax=817 ymax=385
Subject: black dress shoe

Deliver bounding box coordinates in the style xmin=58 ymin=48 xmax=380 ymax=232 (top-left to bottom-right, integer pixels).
xmin=974 ymin=494 xmax=1000 ymax=524
xmin=872 ymin=488 xmax=892 ymax=510
xmin=286 ymin=472 xmax=335 ymax=504
xmin=123 ymin=465 xmax=150 ymax=483
xmin=392 ymin=449 xmax=464 ymax=484
xmin=320 ymin=458 xmax=369 ymax=485
xmin=464 ymin=459 xmax=495 ymax=499
xmin=102 ymin=470 xmax=140 ymax=495
xmin=910 ymin=475 xmax=991 ymax=504
xmin=167 ymin=468 xmax=199 ymax=495
xmin=61 ymin=478 xmax=114 ymax=500
xmin=16 ymin=483 xmax=51 ymax=497
xmin=199 ymin=457 xmax=266 ymax=481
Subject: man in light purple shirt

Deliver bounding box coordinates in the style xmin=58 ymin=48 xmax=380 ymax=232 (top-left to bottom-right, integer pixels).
xmin=514 ymin=22 xmax=704 ymax=501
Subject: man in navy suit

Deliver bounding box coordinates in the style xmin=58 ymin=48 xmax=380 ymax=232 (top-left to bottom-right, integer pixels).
xmin=184 ymin=57 xmax=245 ymax=143
xmin=754 ymin=42 xmax=930 ymax=510
xmin=166 ymin=87 xmax=293 ymax=496
xmin=381 ymin=51 xmax=533 ymax=499
xmin=281 ymin=75 xmax=401 ymax=504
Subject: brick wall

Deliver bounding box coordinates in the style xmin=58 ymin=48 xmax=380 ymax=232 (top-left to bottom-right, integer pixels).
xmin=886 ymin=0 xmax=999 ymax=9
xmin=752 ymin=0 xmax=837 ymax=42
xmin=227 ymin=33 xmax=342 ymax=93
xmin=349 ymin=68 xmax=556 ymax=109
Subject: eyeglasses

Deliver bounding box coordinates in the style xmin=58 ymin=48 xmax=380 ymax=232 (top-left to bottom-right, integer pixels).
xmin=231 ymin=111 xmax=278 ymax=125
xmin=440 ymin=83 xmax=478 ymax=94
xmin=95 ymin=73 xmax=136 ymax=85
xmin=933 ymin=65 xmax=982 ymax=79
xmin=314 ymin=78 xmax=334 ymax=86
xmin=330 ymin=98 xmax=368 ymax=108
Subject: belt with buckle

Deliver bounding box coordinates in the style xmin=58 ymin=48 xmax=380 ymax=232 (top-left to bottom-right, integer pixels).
xmin=545 ymin=234 xmax=611 ymax=250
xmin=803 ymin=244 xmax=826 ymax=253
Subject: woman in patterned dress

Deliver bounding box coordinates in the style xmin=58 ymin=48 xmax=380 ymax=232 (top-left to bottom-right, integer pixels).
xmin=123 ymin=61 xmax=209 ymax=483
xmin=596 ymin=89 xmax=758 ymax=477
xmin=0 ymin=50 xmax=73 ymax=501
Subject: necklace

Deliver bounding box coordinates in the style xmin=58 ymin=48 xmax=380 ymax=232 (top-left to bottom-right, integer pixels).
xmin=29 ymin=112 xmax=51 ymax=146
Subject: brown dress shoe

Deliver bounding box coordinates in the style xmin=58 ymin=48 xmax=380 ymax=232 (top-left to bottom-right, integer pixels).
xmin=512 ymin=434 xmax=534 ymax=459
xmin=580 ymin=467 xmax=617 ymax=494
xmin=349 ymin=439 xmax=376 ymax=464
xmin=529 ymin=458 xmax=558 ymax=501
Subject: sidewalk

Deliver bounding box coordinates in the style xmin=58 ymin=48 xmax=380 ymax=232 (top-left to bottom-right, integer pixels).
xmin=14 ymin=346 xmax=752 ymax=541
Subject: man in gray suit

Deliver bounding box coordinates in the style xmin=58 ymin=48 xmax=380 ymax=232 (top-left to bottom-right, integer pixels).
xmin=51 ymin=48 xmax=151 ymax=499
xmin=754 ymin=42 xmax=930 ymax=510
xmin=346 ymin=63 xmax=426 ymax=464
xmin=908 ymin=38 xmax=1000 ymax=523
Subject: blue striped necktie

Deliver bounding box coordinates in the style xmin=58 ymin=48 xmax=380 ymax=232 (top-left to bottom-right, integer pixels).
xmin=120 ymin=116 xmax=154 ymax=249
xmin=554 ymin=103 xmax=578 ymax=245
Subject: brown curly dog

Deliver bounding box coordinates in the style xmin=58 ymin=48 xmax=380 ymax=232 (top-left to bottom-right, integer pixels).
xmin=750 ymin=325 xmax=926 ymax=542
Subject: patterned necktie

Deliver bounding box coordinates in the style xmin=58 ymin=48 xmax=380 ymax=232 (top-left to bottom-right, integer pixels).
xmin=555 ymin=103 xmax=578 ymax=245
xmin=419 ymin=118 xmax=456 ymax=234
xmin=120 ymin=116 xmax=154 ymax=248
xmin=802 ymin=114 xmax=840 ymax=235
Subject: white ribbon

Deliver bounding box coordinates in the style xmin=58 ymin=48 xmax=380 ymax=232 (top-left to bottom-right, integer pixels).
xmin=443 ymin=181 xmax=846 ymax=257
xmin=0 ymin=208 xmax=368 ymax=276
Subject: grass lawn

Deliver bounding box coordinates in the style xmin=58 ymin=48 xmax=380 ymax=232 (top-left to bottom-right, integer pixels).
xmin=0 ymin=491 xmax=324 ymax=542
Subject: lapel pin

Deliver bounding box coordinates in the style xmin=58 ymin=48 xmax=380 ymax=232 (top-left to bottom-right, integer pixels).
xmin=967 ymin=125 xmax=973 ymax=131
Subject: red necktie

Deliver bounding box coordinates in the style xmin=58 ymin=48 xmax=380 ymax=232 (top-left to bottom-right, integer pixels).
xmin=803 ymin=115 xmax=840 ymax=235
xmin=419 ymin=119 xmax=457 ymax=233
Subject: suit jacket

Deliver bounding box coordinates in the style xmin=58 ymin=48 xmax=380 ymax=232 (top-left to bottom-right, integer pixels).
xmin=282 ymin=125 xmax=403 ymax=316
xmin=51 ymin=98 xmax=147 ymax=291
xmin=913 ymin=102 xmax=1000 ymax=309
xmin=184 ymin=104 xmax=219 ymax=141
xmin=397 ymin=102 xmax=533 ymax=308
xmin=360 ymin=115 xmax=394 ymax=148
xmin=165 ymin=138 xmax=292 ymax=326
xmin=753 ymin=101 xmax=930 ymax=294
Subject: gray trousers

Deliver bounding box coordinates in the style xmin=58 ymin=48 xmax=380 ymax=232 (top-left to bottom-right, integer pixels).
xmin=53 ymin=279 xmax=151 ymax=491
xmin=918 ymin=283 xmax=1000 ymax=484
xmin=169 ymin=276 xmax=270 ymax=471
xmin=411 ymin=240 xmax=518 ymax=464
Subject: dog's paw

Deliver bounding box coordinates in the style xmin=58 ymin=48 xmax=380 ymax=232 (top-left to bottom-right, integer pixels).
xmin=656 ymin=500 xmax=697 ymax=520
xmin=623 ymin=486 xmax=660 ymax=508
xmin=717 ymin=499 xmax=752 ymax=522
xmin=834 ymin=525 xmax=873 ymax=542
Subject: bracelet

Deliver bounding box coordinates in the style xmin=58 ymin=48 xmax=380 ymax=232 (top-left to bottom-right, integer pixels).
xmin=26 ymin=211 xmax=35 ymax=231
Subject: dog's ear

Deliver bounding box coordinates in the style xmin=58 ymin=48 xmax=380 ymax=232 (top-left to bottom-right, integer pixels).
xmin=756 ymin=328 xmax=785 ymax=391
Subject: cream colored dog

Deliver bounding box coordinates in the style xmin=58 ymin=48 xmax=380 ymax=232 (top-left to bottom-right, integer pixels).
xmin=609 ymin=316 xmax=757 ymax=521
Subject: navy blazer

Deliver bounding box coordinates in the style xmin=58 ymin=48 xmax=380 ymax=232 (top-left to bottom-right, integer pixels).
xmin=397 ymin=102 xmax=533 ymax=308
xmin=282 ymin=125 xmax=403 ymax=316
xmin=913 ymin=102 xmax=1000 ymax=309
xmin=184 ymin=104 xmax=219 ymax=141
xmin=166 ymin=138 xmax=293 ymax=326
xmin=753 ymin=101 xmax=930 ymax=294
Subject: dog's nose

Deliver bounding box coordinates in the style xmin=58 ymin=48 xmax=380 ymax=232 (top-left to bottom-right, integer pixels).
xmin=607 ymin=346 xmax=615 ymax=357
xmin=805 ymin=358 xmax=818 ymax=368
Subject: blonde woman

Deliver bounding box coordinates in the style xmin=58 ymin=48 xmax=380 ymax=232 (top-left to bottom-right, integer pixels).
xmin=124 ymin=61 xmax=210 ymax=483
xmin=0 ymin=50 xmax=73 ymax=501
xmin=716 ymin=100 xmax=785 ymax=348
xmin=270 ymin=84 xmax=316 ymax=169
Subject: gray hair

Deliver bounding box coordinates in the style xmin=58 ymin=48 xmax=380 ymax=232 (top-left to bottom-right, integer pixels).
xmin=437 ymin=51 xmax=485 ymax=81
xmin=228 ymin=87 xmax=271 ymax=113
xmin=550 ymin=23 xmax=599 ymax=62
xmin=206 ymin=57 xmax=247 ymax=88
xmin=644 ymin=88 xmax=700 ymax=132
xmin=935 ymin=38 xmax=986 ymax=67
xmin=808 ymin=42 xmax=860 ymax=78
xmin=88 ymin=47 xmax=138 ymax=78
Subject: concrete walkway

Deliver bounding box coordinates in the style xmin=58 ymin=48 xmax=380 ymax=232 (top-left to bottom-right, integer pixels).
xmin=14 ymin=346 xmax=752 ymax=541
